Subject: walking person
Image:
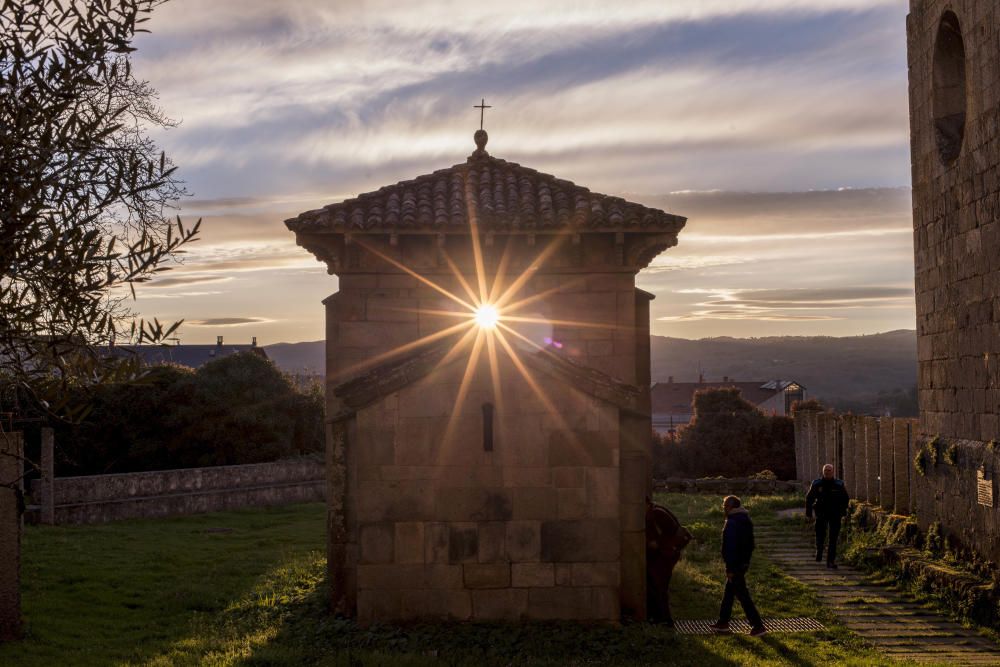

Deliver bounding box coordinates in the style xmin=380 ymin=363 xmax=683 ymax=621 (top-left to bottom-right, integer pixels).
xmin=806 ymin=463 xmax=850 ymax=568
xmin=709 ymin=496 xmax=766 ymax=636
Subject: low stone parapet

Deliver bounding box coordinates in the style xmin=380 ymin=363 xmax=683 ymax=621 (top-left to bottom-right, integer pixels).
xmin=654 ymin=477 xmax=804 ymax=495
xmin=29 ymin=457 xmax=324 ymax=525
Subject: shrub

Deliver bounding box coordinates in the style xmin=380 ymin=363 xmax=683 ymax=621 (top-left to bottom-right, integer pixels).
xmin=790 ymin=398 xmax=826 ymax=413
xmin=53 ymin=353 xmax=324 ymax=475
xmin=652 ymin=388 xmax=796 ymax=479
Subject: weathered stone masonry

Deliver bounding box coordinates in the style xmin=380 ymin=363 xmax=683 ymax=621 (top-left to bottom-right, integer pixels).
xmin=287 ymin=132 xmax=685 ymax=623
xmin=909 ymin=0 xmax=1000 ymax=445
xmin=795 ymin=411 xmax=1000 ymax=566
xmin=903 ymin=0 xmax=1000 ymax=563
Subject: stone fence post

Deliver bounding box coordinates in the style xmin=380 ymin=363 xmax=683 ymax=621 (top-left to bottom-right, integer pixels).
xmin=822 ymin=413 xmax=838 ymax=471
xmin=858 ymin=417 xmax=874 ymax=502
xmin=793 ymin=412 xmax=806 ymax=481
xmin=892 ymin=419 xmax=910 ymax=515
xmin=806 ymin=410 xmax=820 ymax=481
xmin=0 ymin=431 xmax=23 ymax=641
xmin=841 ymin=415 xmax=856 ymax=497
xmin=879 ymin=418 xmax=894 ymax=511
xmin=815 ymin=413 xmax=828 ymax=480
xmin=40 ymin=428 xmax=55 ymax=525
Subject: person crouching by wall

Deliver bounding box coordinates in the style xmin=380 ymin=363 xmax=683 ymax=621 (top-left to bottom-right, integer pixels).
xmin=709 ymin=495 xmax=767 ymax=636
xmin=646 ymin=498 xmax=692 ymax=626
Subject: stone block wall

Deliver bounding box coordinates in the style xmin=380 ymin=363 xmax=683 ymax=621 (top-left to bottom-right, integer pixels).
xmin=908 ymin=1 xmax=1000 ymax=444
xmin=328 ymin=269 xmax=641 ymax=393
xmin=30 ymin=458 xmax=324 ymax=524
xmin=795 ymin=412 xmax=1000 ymax=565
xmin=348 ymin=363 xmax=627 ymax=624
xmin=324 ymin=234 xmax=658 ymax=624
xmin=910 ymin=436 xmax=1000 ymax=564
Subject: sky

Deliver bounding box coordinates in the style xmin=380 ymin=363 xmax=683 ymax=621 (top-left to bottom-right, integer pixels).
xmin=128 ymin=0 xmax=915 ymax=344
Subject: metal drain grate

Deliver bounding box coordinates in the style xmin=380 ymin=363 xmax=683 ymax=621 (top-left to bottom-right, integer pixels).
xmin=673 ymin=617 xmax=826 ymax=635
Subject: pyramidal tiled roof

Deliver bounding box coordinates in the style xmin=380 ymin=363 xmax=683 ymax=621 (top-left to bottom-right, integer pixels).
xmin=286 ymin=133 xmax=685 ymax=233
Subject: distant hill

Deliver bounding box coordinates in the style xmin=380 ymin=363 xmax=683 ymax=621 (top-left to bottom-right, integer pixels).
xmin=649 ymin=330 xmax=917 ymax=410
xmin=265 ymin=340 xmax=326 ymax=375
xmin=266 ymin=329 xmax=918 ymax=409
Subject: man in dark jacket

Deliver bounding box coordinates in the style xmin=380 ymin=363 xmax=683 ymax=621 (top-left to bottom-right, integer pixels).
xmin=646 ymin=498 xmax=692 ymax=626
xmin=806 ymin=463 xmax=850 ymax=568
xmin=709 ymin=495 xmax=766 ymax=636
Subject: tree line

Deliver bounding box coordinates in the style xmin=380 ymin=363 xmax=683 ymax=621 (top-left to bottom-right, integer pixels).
xmin=45 ymin=353 xmax=324 ymax=476
xmin=653 ymin=387 xmax=797 ymax=480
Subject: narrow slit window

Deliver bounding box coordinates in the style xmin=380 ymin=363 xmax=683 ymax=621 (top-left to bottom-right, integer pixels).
xmin=482 ymin=403 xmax=494 ymax=452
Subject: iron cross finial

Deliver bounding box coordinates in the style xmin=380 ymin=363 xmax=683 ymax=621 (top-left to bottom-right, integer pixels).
xmin=474 ymin=98 xmax=492 ymax=130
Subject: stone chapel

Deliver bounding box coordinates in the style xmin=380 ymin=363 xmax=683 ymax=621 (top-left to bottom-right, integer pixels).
xmin=286 ymin=128 xmax=685 ymax=623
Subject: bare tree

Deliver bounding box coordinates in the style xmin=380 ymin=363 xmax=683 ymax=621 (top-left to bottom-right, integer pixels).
xmin=0 ymin=0 xmax=199 ymax=423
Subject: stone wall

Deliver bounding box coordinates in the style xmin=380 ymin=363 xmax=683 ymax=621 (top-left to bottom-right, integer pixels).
xmin=322 ymin=232 xmax=660 ymax=624
xmin=29 ymin=458 xmax=324 ymax=525
xmin=795 ymin=411 xmax=1000 ymax=565
xmin=348 ymin=361 xmax=626 ymax=624
xmin=908 ymin=1 xmax=1000 ymax=444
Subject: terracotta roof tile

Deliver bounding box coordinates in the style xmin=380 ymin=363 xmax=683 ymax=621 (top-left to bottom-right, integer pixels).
xmin=286 ymin=147 xmax=685 ymax=234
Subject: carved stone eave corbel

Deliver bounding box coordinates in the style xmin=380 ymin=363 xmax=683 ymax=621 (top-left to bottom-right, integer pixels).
xmin=627 ymin=233 xmax=680 ymax=270
xmin=296 ymin=232 xmax=346 ymax=275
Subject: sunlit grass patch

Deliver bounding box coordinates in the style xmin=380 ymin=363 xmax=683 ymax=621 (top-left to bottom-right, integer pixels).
xmin=0 ymin=494 xmax=897 ymax=666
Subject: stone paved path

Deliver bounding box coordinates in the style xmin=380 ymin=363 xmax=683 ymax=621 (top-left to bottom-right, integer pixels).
xmin=757 ymin=514 xmax=1000 ymax=665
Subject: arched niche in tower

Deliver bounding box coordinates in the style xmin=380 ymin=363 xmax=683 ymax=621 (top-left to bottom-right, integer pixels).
xmin=933 ymin=10 xmax=967 ymax=166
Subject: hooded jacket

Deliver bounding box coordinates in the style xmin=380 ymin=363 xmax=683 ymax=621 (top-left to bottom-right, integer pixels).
xmin=721 ymin=507 xmax=755 ymax=572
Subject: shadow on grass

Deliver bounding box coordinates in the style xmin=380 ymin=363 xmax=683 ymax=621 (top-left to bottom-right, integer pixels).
xmin=3 ymin=496 xmax=890 ymax=666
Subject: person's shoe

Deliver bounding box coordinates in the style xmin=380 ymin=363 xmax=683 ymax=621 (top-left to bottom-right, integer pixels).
xmin=708 ymin=621 xmax=731 ymax=632
xmin=749 ymin=625 xmax=768 ymax=637
xmin=827 ymin=562 xmax=838 ymax=569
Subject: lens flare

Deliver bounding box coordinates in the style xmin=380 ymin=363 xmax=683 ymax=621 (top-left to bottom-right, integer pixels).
xmin=474 ymin=304 xmax=500 ymax=329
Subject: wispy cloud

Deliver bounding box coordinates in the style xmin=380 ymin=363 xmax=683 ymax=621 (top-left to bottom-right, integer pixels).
xmin=146 ymin=275 xmax=233 ymax=288
xmin=135 ymin=0 xmax=909 ymax=196
xmin=659 ymin=285 xmax=913 ymax=322
xmin=187 ymin=317 xmax=274 ymax=327
xmin=120 ymin=2 xmax=913 ymax=342
xmin=645 ymin=255 xmax=752 ymax=273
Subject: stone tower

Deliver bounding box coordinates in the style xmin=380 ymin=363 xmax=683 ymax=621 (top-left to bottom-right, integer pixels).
xmin=908 ymin=2 xmax=1000 ymax=443
xmin=286 ymin=131 xmax=685 ymax=623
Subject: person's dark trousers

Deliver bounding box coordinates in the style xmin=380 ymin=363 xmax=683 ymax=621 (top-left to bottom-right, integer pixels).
xmin=647 ymin=552 xmax=679 ymax=623
xmin=815 ymin=514 xmax=843 ymax=563
xmin=718 ymin=569 xmax=763 ymax=627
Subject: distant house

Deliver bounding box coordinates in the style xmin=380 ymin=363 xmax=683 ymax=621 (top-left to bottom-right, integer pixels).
xmin=112 ymin=336 xmax=267 ymax=369
xmin=651 ymin=376 xmax=805 ymax=434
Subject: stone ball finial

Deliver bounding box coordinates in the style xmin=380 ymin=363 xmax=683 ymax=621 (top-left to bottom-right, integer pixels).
xmin=474 ymin=129 xmax=488 ymax=153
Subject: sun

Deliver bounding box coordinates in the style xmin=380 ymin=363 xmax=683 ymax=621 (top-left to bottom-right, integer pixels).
xmin=474 ymin=304 xmax=500 ymax=330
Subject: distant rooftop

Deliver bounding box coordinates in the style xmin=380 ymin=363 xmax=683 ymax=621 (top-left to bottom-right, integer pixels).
xmin=651 ymin=378 xmax=805 ymax=413
xmin=111 ymin=336 xmax=267 ymax=369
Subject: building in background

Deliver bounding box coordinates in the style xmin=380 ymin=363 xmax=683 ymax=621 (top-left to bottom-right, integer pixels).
xmin=651 ymin=377 xmax=804 ymax=434
xmin=112 ymin=336 xmax=267 ymax=369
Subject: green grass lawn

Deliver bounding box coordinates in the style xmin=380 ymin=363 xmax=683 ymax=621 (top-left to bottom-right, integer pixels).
xmin=0 ymin=495 xmax=903 ymax=666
